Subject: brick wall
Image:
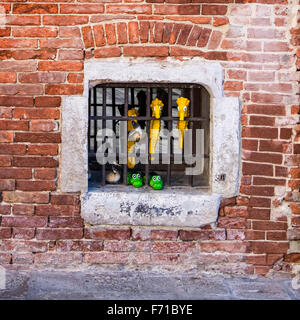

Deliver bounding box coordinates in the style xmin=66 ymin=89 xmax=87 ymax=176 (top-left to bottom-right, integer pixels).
xmin=0 ymin=0 xmax=299 ymax=276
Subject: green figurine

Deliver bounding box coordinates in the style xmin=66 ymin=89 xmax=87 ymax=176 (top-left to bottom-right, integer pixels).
xmin=149 ymin=175 xmax=163 ymax=190
xmin=127 ymin=172 xmax=144 ymax=188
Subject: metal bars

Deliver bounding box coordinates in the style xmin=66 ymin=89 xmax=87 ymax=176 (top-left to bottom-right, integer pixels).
xmin=88 ymin=83 xmax=209 ymax=188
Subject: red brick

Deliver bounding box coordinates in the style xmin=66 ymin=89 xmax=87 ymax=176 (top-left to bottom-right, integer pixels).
xmin=0 ymin=131 xmax=13 ymax=143
xmin=0 ymin=168 xmax=32 ymax=179
xmin=2 ymin=216 xmax=47 ymax=228
xmin=56 ymin=240 xmax=103 ymax=252
xmin=33 ymin=168 xmax=56 ymax=180
xmin=13 ymin=4 xmax=58 ymax=14
xmin=224 ymin=207 xmax=248 ymax=217
xmin=13 ymin=156 xmax=58 ymax=167
xmin=0 ymin=155 xmax=11 ymax=167
xmin=152 ymin=241 xmax=196 ymax=253
xmin=12 ymin=204 xmax=35 ymax=216
xmin=105 ymin=24 xmax=117 ymax=45
xmin=253 ymin=177 xmax=285 ymax=186
xmin=199 ymin=242 xmax=250 ymax=253
xmin=27 ymin=144 xmax=58 ymax=156
xmin=49 ymin=217 xmax=83 ymax=228
xmin=162 ymin=23 xmax=173 ymax=43
xmin=13 ymin=27 xmax=58 ymax=38
xmin=36 ymin=204 xmax=79 ymax=217
xmin=0 ymin=205 xmax=11 ymax=215
xmin=179 ymin=230 xmax=226 ymax=241
xmin=59 ymin=50 xmax=84 ymax=61
xmin=35 ymin=252 xmax=83 ymax=265
xmin=0 ymin=144 xmax=26 ymax=154
xmin=19 ymin=72 xmax=65 ymax=84
xmin=3 ymin=191 xmax=49 ymax=203
xmin=39 ymin=61 xmax=83 ymax=72
xmin=12 ymin=49 xmax=57 ymax=60
xmin=240 ymin=185 xmax=274 ymax=197
xmin=93 ymin=25 xmax=106 ymax=47
xmin=177 ymin=24 xmax=193 ymax=45
xmin=0 ymin=227 xmax=12 ymax=239
xmin=252 ymin=241 xmax=289 ymax=254
xmin=218 ymin=217 xmax=248 ymax=229
xmin=30 ymin=120 xmax=58 ymax=132
xmin=202 ymin=5 xmax=227 ymax=15
xmin=117 ymin=22 xmax=128 ymax=44
xmin=45 ymin=84 xmax=83 ymax=95
xmin=59 ymin=27 xmax=81 ymax=38
xmin=94 ymin=47 xmax=121 ymax=58
xmin=243 ymin=151 xmax=282 ymax=164
xmin=12 ymin=228 xmax=35 ymax=240
xmin=150 ymin=230 xmax=178 ymax=240
xmin=14 ymin=108 xmax=60 ymax=120
xmin=36 ymin=228 xmax=83 ymax=240
xmin=85 ymin=227 xmax=131 ymax=240
xmin=128 ymin=22 xmax=139 ymax=43
xmin=43 ymin=15 xmax=89 ymax=26
xmin=16 ymin=180 xmax=56 ymax=192
xmin=60 ymin=4 xmax=104 ymax=14
xmin=50 ymin=194 xmax=79 ymax=206
xmin=0 ymin=179 xmax=14 ymax=191
xmin=207 ymin=30 xmax=222 ymax=50
xmin=107 ymin=5 xmax=152 ymax=14
xmin=197 ymin=28 xmax=211 ymax=47
xmin=35 ymin=96 xmax=61 ymax=108
xmin=15 ymin=133 xmax=61 ymax=143
xmin=280 ymin=128 xmax=292 ymax=140
xmin=267 ymin=231 xmax=287 ymax=241
xmin=242 ymin=127 xmax=278 ymax=139
xmin=252 ymin=221 xmax=287 ymax=231
xmin=123 ymin=46 xmax=169 ymax=57
xmin=242 ymin=162 xmax=273 ymax=176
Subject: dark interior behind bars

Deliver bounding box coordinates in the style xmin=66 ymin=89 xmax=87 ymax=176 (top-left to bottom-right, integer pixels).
xmin=88 ymin=83 xmax=210 ymax=188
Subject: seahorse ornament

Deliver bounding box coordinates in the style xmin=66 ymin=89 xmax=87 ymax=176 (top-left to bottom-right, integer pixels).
xmin=176 ymin=97 xmax=190 ymax=150
xmin=149 ymin=98 xmax=164 ymax=160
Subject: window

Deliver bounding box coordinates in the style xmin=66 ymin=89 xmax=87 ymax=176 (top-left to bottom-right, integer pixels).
xmin=88 ymin=83 xmax=210 ymax=189
xmin=61 ymin=58 xmax=240 ymax=227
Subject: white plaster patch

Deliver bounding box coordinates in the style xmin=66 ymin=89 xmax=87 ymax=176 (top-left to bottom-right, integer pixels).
xmin=82 ymin=186 xmax=221 ymax=228
xmin=61 ymin=57 xmax=241 ymax=227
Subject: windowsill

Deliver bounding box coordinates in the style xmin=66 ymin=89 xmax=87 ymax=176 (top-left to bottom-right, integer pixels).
xmin=81 ymin=186 xmax=221 ymax=228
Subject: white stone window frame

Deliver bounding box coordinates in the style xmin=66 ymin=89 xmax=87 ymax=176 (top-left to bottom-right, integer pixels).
xmin=61 ymin=58 xmax=241 ymax=228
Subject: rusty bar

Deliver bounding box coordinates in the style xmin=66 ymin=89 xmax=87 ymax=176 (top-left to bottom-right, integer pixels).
xmin=101 ymin=87 xmax=107 ymax=186
xmin=123 ymin=87 xmax=128 ymax=185
xmin=145 ymin=87 xmax=151 ymax=186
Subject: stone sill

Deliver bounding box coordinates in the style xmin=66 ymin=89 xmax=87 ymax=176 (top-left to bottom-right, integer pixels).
xmin=81 ymin=186 xmax=221 ymax=228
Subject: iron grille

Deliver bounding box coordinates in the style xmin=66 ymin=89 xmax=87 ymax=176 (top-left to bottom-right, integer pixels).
xmin=88 ymin=83 xmax=210 ymax=188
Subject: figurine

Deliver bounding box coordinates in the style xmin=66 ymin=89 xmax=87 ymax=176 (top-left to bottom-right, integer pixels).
xmin=149 ymin=98 xmax=164 ymax=160
xmin=127 ymin=172 xmax=144 ymax=188
xmin=176 ymin=97 xmax=190 ymax=150
xmin=149 ymin=174 xmax=163 ymax=190
xmin=127 ymin=108 xmax=140 ymax=169
xmin=106 ymin=163 xmax=121 ymax=184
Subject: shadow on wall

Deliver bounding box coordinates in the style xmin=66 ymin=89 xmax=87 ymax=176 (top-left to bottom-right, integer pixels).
xmin=0 ymin=265 xmax=6 ymax=290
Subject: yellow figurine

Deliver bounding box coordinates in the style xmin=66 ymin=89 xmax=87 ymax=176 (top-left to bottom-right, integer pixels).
xmin=127 ymin=108 xmax=139 ymax=169
xmin=149 ymin=98 xmax=164 ymax=160
xmin=176 ymin=97 xmax=190 ymax=150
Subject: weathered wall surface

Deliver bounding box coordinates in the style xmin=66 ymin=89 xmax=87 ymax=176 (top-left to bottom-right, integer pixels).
xmin=0 ymin=0 xmax=299 ymax=276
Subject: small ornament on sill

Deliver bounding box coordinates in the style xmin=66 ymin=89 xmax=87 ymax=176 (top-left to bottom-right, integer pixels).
xmin=106 ymin=163 xmax=121 ymax=184
xmin=149 ymin=174 xmax=163 ymax=190
xmin=127 ymin=172 xmax=144 ymax=188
